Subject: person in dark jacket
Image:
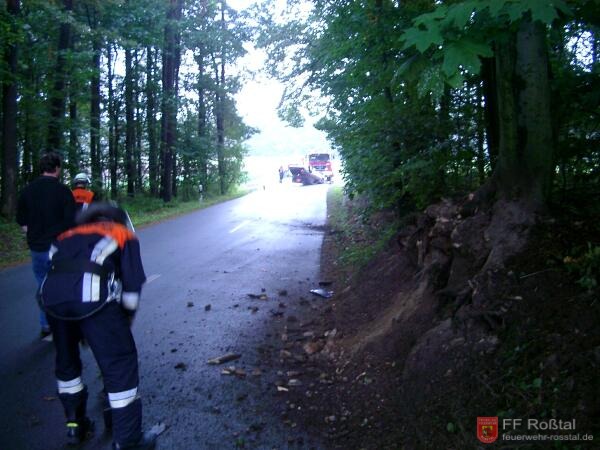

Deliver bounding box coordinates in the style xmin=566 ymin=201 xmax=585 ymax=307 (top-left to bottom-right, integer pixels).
xmin=39 ymin=202 xmax=159 ymax=449
xmin=16 ymin=151 xmax=76 ymax=338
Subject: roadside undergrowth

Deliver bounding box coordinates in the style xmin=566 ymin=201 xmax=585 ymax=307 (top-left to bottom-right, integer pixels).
xmin=326 ymin=186 xmax=399 ymax=276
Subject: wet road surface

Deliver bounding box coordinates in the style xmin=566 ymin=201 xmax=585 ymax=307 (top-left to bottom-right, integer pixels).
xmin=0 ymin=182 xmax=330 ymax=450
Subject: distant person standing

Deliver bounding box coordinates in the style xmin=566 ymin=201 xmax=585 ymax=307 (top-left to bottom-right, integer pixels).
xmin=278 ymin=166 xmax=285 ymax=183
xmin=16 ymin=151 xmax=76 ymax=339
xmin=71 ymin=172 xmax=95 ymax=212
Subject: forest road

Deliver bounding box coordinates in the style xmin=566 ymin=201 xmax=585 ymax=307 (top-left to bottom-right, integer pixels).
xmin=0 ymin=181 xmax=329 ymax=450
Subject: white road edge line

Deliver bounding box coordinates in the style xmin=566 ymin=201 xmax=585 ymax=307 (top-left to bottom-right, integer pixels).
xmin=229 ymin=220 xmax=250 ymax=234
xmin=146 ymin=274 xmax=161 ymax=284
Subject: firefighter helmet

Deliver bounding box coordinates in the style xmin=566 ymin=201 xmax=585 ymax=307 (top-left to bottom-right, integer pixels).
xmin=73 ymin=172 xmax=91 ymax=186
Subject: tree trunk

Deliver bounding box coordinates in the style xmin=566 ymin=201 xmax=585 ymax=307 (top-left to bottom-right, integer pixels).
xmin=172 ymin=35 xmax=182 ymax=199
xmin=215 ymin=0 xmax=226 ymax=195
xmin=1 ymin=0 xmax=20 ymax=217
xmin=436 ymin=84 xmax=451 ymax=193
xmin=146 ymin=46 xmax=159 ymax=196
xmin=125 ymin=47 xmax=135 ymax=196
xmin=481 ymin=55 xmax=499 ymax=170
xmin=494 ymin=20 xmax=554 ymax=211
xmin=135 ymin=86 xmax=143 ymax=192
xmin=90 ymin=24 xmax=102 ymax=191
xmin=68 ymin=97 xmax=78 ymax=175
xmin=21 ymin=56 xmax=40 ymax=183
xmin=196 ymin=0 xmax=209 ymax=193
xmin=160 ymin=0 xmax=183 ymax=202
xmin=196 ymin=50 xmax=209 ymax=192
xmin=215 ymin=69 xmax=225 ymax=195
xmin=476 ymin=82 xmax=486 ymax=185
xmin=47 ymin=0 xmax=73 ymax=153
xmin=66 ymin=28 xmax=78 ymax=178
xmin=112 ymin=102 xmax=120 ymax=197
xmin=107 ymin=44 xmax=118 ymax=198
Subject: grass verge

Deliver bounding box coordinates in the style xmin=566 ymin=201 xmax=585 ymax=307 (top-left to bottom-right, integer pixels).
xmin=326 ymin=185 xmax=398 ymax=271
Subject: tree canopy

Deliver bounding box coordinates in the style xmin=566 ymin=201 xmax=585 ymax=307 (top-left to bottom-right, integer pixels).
xmin=1 ymin=0 xmax=256 ymax=216
xmin=2 ymin=0 xmax=598 ymax=217
xmin=260 ymin=0 xmax=599 ymax=213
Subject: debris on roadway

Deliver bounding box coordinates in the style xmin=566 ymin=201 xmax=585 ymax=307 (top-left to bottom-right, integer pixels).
xmin=207 ymin=352 xmax=242 ymax=365
xmin=221 ymin=366 xmax=246 ymax=378
xmin=149 ymin=422 xmax=167 ymax=436
xmin=310 ymin=288 xmax=334 ymax=298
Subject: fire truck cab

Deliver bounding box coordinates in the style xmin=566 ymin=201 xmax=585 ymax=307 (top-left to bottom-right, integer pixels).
xmin=307 ymin=153 xmax=333 ymax=182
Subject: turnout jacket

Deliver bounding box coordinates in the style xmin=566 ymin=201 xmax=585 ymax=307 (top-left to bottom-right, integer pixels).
xmin=41 ymin=222 xmax=146 ymax=313
xmin=72 ymin=188 xmax=95 ymax=211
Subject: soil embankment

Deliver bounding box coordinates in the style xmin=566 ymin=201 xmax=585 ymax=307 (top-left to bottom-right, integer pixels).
xmin=276 ymin=191 xmax=599 ymax=449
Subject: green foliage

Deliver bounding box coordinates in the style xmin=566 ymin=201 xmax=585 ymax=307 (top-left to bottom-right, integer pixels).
xmin=327 ymin=186 xmax=399 ymax=269
xmin=259 ymin=0 xmax=597 ymax=220
xmin=0 ymin=0 xmax=253 ymax=213
xmin=441 ymin=39 xmax=493 ymax=78
xmin=564 ymin=244 xmax=600 ymax=292
xmin=0 ymin=217 xmax=29 ymax=268
xmin=277 ymin=104 xmax=305 ymax=127
xmin=401 ymin=0 xmax=572 ymax=94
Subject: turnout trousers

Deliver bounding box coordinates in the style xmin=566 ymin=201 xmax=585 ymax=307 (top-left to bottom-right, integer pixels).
xmin=47 ymin=301 xmax=142 ymax=446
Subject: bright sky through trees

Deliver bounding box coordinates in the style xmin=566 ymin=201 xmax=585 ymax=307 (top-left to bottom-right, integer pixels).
xmin=229 ymin=0 xmax=330 ymax=165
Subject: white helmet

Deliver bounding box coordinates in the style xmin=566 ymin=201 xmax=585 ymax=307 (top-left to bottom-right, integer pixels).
xmin=73 ymin=172 xmax=91 ymax=185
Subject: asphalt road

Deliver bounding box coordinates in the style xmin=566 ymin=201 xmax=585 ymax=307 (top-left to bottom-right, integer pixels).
xmin=0 ymin=181 xmax=330 ymax=450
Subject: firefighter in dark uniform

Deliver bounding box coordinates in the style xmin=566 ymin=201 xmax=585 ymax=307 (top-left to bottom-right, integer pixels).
xmin=40 ymin=203 xmax=159 ymax=449
xmin=71 ymin=172 xmax=95 ymax=212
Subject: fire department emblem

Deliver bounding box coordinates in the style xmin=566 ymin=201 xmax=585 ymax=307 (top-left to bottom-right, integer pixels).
xmin=477 ymin=417 xmax=499 ymax=444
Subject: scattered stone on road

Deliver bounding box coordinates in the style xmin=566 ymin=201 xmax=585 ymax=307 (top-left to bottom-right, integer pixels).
xmin=207 ymin=353 xmax=242 ymax=365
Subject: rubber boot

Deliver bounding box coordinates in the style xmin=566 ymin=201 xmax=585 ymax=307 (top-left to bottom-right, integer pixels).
xmin=59 ymin=386 xmax=95 ymax=445
xmin=110 ymin=397 xmax=143 ymax=448
xmin=112 ymin=430 xmax=159 ymax=450
xmin=66 ymin=417 xmax=95 ymax=446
